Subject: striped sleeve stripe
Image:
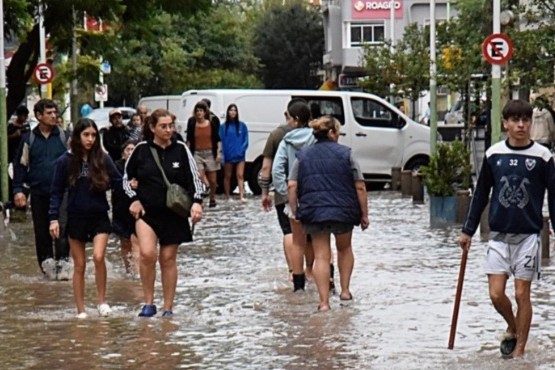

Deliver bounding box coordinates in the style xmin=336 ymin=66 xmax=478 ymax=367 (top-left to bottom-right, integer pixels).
xmin=178 ymin=141 xmax=204 ymax=200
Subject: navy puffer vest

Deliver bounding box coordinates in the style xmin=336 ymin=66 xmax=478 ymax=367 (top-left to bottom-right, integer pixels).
xmin=296 ymin=140 xmax=361 ymax=225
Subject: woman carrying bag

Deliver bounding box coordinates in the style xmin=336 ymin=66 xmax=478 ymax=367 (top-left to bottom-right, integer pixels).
xmin=124 ymin=109 xmax=204 ymax=318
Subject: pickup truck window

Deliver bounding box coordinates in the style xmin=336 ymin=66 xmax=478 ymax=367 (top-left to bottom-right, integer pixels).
xmin=351 ymin=97 xmax=398 ymax=128
xmin=294 ymin=96 xmax=345 ymax=125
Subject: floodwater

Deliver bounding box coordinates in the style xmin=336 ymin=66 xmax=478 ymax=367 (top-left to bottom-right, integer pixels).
xmin=0 ymin=191 xmax=554 ymax=369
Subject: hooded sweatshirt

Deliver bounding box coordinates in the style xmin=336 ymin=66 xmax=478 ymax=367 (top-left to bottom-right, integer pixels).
xmin=272 ymin=127 xmax=316 ymax=196
xmin=530 ymin=108 xmax=555 ymax=145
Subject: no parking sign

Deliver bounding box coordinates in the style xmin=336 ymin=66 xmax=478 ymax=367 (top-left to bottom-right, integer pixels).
xmin=94 ymin=84 xmax=108 ymax=102
xmin=33 ymin=63 xmax=54 ymax=84
xmin=482 ymin=33 xmax=513 ymax=65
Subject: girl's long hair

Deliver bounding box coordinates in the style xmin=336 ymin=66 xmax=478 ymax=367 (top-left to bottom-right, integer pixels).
xmin=224 ymin=103 xmax=240 ymax=134
xmin=69 ymin=118 xmax=109 ymax=191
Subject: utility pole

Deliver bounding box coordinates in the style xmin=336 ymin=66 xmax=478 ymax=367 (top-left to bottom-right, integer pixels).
xmin=430 ymin=0 xmax=437 ymax=154
xmin=0 ymin=0 xmax=8 ymax=202
xmin=491 ymin=0 xmax=501 ymax=144
xmin=389 ymin=0 xmax=395 ymax=104
xmin=71 ymin=7 xmax=79 ymax=125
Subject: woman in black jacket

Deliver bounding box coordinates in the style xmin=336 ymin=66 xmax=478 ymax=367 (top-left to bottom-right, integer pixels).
xmin=186 ymin=101 xmax=221 ymax=207
xmin=125 ymin=109 xmax=204 ymax=318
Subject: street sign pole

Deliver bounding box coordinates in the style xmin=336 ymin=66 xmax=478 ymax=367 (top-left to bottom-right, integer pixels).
xmin=39 ymin=1 xmax=48 ymax=98
xmin=492 ymin=0 xmax=501 ymax=144
xmin=430 ymin=0 xmax=437 ymax=154
xmin=0 ymin=0 xmax=8 ymax=203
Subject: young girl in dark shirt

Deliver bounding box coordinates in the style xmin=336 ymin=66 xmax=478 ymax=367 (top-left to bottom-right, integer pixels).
xmin=49 ymin=118 xmax=122 ymax=319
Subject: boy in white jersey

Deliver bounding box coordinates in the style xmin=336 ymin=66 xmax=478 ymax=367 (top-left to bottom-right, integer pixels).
xmin=459 ymin=99 xmax=555 ymax=358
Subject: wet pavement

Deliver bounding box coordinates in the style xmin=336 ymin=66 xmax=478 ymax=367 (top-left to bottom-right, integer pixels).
xmin=0 ymin=191 xmax=555 ymax=369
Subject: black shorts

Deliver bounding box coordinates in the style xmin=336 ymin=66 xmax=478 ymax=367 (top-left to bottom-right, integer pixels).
xmin=67 ymin=213 xmax=112 ymax=243
xmin=275 ymin=203 xmax=292 ymax=235
xmin=140 ymin=208 xmax=192 ymax=246
xmin=112 ymin=209 xmax=135 ymax=239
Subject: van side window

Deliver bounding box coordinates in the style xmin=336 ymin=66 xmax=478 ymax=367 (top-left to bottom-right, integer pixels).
xmin=294 ymin=96 xmax=345 ymax=125
xmin=351 ymin=97 xmax=399 ymax=128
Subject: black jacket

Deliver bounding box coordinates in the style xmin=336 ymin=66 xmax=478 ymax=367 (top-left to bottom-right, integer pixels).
xmin=123 ymin=138 xmax=204 ymax=212
xmin=102 ymin=125 xmax=130 ymax=161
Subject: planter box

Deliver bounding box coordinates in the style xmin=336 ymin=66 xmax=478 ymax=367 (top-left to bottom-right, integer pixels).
xmin=429 ymin=195 xmax=457 ymax=227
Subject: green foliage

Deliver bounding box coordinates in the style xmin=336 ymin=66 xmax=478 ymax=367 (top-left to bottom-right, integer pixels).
xmin=253 ymin=3 xmax=324 ymax=88
xmin=360 ymin=24 xmax=430 ymax=119
xmin=420 ymin=140 xmax=471 ymax=196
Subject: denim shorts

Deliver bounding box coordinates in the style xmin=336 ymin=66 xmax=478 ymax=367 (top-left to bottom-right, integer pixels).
xmin=303 ymin=222 xmax=353 ymax=235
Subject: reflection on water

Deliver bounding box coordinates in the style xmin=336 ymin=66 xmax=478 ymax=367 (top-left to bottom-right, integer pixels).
xmin=0 ymin=192 xmax=554 ymax=369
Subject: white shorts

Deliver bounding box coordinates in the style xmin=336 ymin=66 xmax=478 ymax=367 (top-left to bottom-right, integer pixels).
xmin=484 ymin=234 xmax=541 ymax=281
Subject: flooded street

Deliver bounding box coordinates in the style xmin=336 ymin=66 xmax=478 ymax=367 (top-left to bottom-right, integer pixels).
xmin=1 ymin=191 xmax=555 ymax=369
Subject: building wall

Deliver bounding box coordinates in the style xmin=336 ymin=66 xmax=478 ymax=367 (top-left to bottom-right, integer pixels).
xmin=322 ymin=0 xmax=452 ymax=90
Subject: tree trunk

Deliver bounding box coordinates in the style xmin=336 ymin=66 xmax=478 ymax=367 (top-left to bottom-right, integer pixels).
xmin=6 ymin=25 xmax=40 ymax=118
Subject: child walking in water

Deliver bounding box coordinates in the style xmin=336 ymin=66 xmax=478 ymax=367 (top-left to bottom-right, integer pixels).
xmin=49 ymin=118 xmax=122 ymax=318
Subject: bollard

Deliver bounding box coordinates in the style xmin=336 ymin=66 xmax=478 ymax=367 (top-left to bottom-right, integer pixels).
xmin=456 ymin=190 xmax=471 ymax=224
xmin=391 ymin=167 xmax=401 ymax=191
xmin=401 ymin=170 xmax=412 ymax=196
xmin=479 ymin=203 xmax=490 ymax=242
xmin=411 ymin=172 xmax=424 ymax=204
xmin=541 ymin=216 xmax=550 ymax=261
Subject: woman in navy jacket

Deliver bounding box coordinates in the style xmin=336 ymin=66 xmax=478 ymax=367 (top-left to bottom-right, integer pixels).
xmin=288 ymin=116 xmax=369 ymax=312
xmin=49 ymin=118 xmax=122 ymax=319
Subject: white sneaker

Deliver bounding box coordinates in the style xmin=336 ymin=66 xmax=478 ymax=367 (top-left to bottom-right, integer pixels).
xmin=76 ymin=312 xmax=88 ymax=319
xmin=97 ymin=303 xmax=112 ymax=317
xmin=41 ymin=258 xmax=57 ymax=280
xmin=56 ymin=260 xmax=73 ymax=281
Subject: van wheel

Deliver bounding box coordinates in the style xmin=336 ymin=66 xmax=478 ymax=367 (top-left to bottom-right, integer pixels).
xmin=247 ymin=159 xmax=263 ymax=195
xmin=404 ymin=157 xmax=429 ymax=172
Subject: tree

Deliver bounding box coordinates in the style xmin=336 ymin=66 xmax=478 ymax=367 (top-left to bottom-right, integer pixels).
xmin=253 ymin=2 xmax=324 ymax=88
xmin=360 ymin=24 xmax=430 ymax=120
xmin=4 ymin=0 xmax=210 ymax=117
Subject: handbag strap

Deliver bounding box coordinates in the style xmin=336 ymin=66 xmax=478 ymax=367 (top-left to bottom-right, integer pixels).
xmin=149 ymin=147 xmax=171 ymax=188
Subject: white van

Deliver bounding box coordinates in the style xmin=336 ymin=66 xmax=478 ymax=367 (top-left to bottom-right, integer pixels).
xmin=138 ymin=95 xmax=181 ymax=115
xmin=179 ymin=89 xmax=431 ymax=194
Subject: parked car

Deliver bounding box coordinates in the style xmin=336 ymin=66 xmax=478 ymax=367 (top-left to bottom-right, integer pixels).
xmin=86 ymin=107 xmax=136 ymax=131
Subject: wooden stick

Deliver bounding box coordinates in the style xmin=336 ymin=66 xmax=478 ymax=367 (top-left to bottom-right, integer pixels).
xmin=448 ymin=248 xmax=468 ymax=349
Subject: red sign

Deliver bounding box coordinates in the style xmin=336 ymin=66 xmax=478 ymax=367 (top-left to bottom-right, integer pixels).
xmin=33 ymin=63 xmax=54 ymax=84
xmin=482 ymin=33 xmax=513 ymax=65
xmin=352 ymin=0 xmax=403 ymax=20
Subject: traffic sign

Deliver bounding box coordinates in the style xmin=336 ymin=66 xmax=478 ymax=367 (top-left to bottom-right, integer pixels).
xmin=100 ymin=61 xmax=111 ymax=74
xmin=482 ymin=33 xmax=513 ymax=65
xmin=94 ymin=84 xmax=108 ymax=102
xmin=33 ymin=63 xmax=54 ymax=84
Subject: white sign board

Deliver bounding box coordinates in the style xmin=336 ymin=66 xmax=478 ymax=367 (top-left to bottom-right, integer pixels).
xmin=94 ymin=84 xmax=108 ymax=102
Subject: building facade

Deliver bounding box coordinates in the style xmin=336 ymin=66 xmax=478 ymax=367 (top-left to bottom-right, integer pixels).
xmin=322 ymin=0 xmax=452 ymax=91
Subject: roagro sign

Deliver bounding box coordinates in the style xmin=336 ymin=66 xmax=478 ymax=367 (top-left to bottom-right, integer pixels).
xmin=352 ymin=0 xmax=403 ymax=20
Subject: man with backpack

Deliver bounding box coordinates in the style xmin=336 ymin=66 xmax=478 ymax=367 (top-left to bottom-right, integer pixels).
xmin=13 ymin=99 xmax=70 ymax=280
